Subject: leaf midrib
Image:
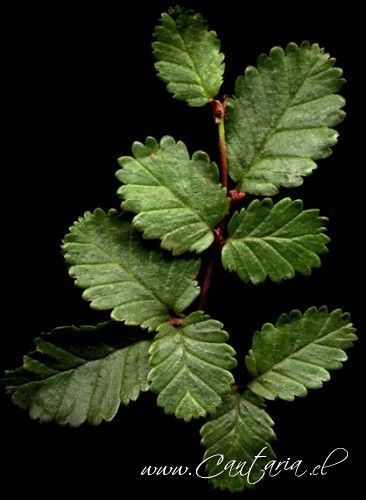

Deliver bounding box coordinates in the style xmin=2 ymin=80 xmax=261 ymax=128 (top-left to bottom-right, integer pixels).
xmin=205 ymin=399 xmax=270 ymax=464
xmin=249 ymin=324 xmax=348 ymax=385
xmin=157 ymin=330 xmax=229 ymax=394
xmin=236 ymin=53 xmax=326 ymax=179
xmin=228 ymin=235 xmax=322 ymax=244
xmin=132 ymin=155 xmax=212 ymax=231
xmin=171 ymin=18 xmax=212 ymax=99
xmin=73 ymin=222 xmax=171 ymax=312
xmin=8 ymin=351 xmax=111 ymax=390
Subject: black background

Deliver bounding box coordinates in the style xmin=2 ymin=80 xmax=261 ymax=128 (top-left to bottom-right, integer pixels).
xmin=1 ymin=1 xmax=363 ymax=498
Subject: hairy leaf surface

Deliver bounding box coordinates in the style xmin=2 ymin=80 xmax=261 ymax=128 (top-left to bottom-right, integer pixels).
xmin=153 ymin=6 xmax=224 ymax=106
xmin=117 ymin=136 xmax=229 ymax=255
xmin=222 ymin=198 xmax=329 ymax=284
xmin=200 ymin=392 xmax=276 ymax=492
xmin=227 ymin=42 xmax=345 ymax=194
xmin=246 ymin=307 xmax=357 ymax=401
xmin=148 ymin=312 xmax=236 ymax=421
xmin=63 ymin=209 xmax=200 ymax=330
xmin=5 ymin=323 xmax=152 ymax=426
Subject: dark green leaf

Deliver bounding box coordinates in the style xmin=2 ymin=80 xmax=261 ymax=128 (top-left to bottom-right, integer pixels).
xmin=246 ymin=307 xmax=357 ymax=401
xmin=222 ymin=198 xmax=329 ymax=284
xmin=63 ymin=209 xmax=200 ymax=331
xmin=5 ymin=323 xmax=152 ymax=426
xmin=200 ymin=392 xmax=276 ymax=492
xmin=227 ymin=42 xmax=345 ymax=195
xmin=117 ymin=136 xmax=229 ymax=255
xmin=148 ymin=312 xmax=236 ymax=421
xmin=153 ymin=6 xmax=224 ymax=106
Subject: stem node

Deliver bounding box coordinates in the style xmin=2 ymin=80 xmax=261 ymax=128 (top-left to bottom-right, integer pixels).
xmin=229 ymin=189 xmax=246 ymax=205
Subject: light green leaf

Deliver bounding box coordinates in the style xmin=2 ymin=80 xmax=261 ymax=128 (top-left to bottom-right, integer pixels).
xmin=227 ymin=42 xmax=345 ymax=195
xmin=153 ymin=6 xmax=224 ymax=106
xmin=246 ymin=307 xmax=357 ymax=401
xmin=62 ymin=209 xmax=200 ymax=331
xmin=116 ymin=136 xmax=229 ymax=255
xmin=200 ymin=392 xmax=276 ymax=492
xmin=5 ymin=323 xmax=152 ymax=426
xmin=148 ymin=311 xmax=236 ymax=421
xmin=222 ymin=197 xmax=329 ymax=284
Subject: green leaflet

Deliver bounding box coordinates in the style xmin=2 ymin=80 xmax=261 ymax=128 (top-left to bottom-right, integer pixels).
xmin=5 ymin=323 xmax=152 ymax=427
xmin=226 ymin=42 xmax=345 ymax=195
xmin=222 ymin=198 xmax=329 ymax=284
xmin=148 ymin=312 xmax=236 ymax=421
xmin=116 ymin=136 xmax=229 ymax=255
xmin=62 ymin=209 xmax=200 ymax=331
xmin=200 ymin=392 xmax=276 ymax=492
xmin=246 ymin=307 xmax=357 ymax=401
xmin=153 ymin=6 xmax=224 ymax=106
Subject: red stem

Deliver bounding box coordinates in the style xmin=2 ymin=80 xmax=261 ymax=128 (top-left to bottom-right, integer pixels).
xmin=197 ymin=99 xmax=248 ymax=310
xmin=198 ymin=251 xmax=216 ymax=310
xmin=197 ymin=98 xmax=229 ymax=310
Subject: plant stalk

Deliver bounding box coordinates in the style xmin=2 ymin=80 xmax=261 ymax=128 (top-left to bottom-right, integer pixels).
xmin=197 ymin=98 xmax=229 ymax=310
xmin=218 ymin=118 xmax=228 ymax=187
xmin=198 ymin=250 xmax=216 ymax=310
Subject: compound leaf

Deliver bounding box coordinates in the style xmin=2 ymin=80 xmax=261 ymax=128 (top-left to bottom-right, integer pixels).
xmin=222 ymin=198 xmax=329 ymax=284
xmin=200 ymin=391 xmax=276 ymax=492
xmin=246 ymin=307 xmax=357 ymax=401
xmin=5 ymin=322 xmax=152 ymax=426
xmin=153 ymin=6 xmax=224 ymax=106
xmin=63 ymin=209 xmax=200 ymax=331
xmin=117 ymin=136 xmax=229 ymax=255
xmin=227 ymin=42 xmax=345 ymax=195
xmin=148 ymin=311 xmax=236 ymax=421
